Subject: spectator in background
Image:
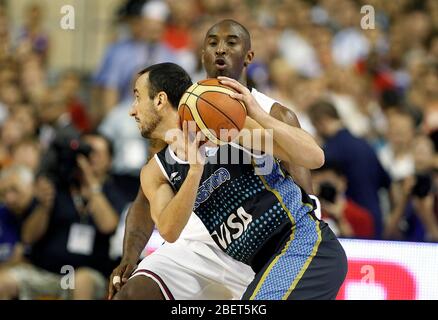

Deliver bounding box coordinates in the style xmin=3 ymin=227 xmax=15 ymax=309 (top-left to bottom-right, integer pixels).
xmin=377 ymin=109 xmax=416 ymax=181
xmin=36 ymin=87 xmax=78 ymax=151
xmin=92 ymin=0 xmax=147 ymax=120
xmin=98 ymin=88 xmax=148 ymax=201
xmin=58 ymin=70 xmax=91 ymax=133
xmin=313 ymin=162 xmax=375 ymax=239
xmin=93 ymin=0 xmax=194 ymax=121
xmin=330 ymin=0 xmax=370 ymax=67
xmin=0 ymin=166 xmax=35 ymax=271
xmin=309 ymin=100 xmax=391 ymax=239
xmin=11 ymin=105 xmax=38 ymax=139
xmin=11 ymin=139 xmax=41 ymax=174
xmin=384 ymin=135 xmax=438 ymax=242
xmin=0 ymin=133 xmax=127 ymax=300
xmin=14 ymin=2 xmax=49 ymax=65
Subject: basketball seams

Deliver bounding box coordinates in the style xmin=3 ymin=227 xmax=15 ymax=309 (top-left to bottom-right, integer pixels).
xmin=183 ymin=102 xmax=225 ymax=145
xmin=186 ymin=90 xmax=244 ymax=131
xmin=179 ymin=80 xmax=246 ymax=146
xmin=197 ymin=79 xmax=239 ymax=93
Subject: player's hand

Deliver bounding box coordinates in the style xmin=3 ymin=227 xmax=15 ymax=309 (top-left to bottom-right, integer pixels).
xmin=108 ymin=260 xmax=138 ymax=300
xmin=218 ymin=76 xmax=265 ymax=119
xmin=34 ymin=176 xmax=55 ymax=211
xmin=172 ymin=120 xmax=207 ymax=169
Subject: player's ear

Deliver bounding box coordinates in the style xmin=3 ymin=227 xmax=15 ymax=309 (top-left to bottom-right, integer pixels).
xmin=244 ymin=50 xmax=254 ymax=67
xmin=154 ymin=91 xmax=168 ymax=111
xmin=201 ymin=50 xmax=205 ymax=68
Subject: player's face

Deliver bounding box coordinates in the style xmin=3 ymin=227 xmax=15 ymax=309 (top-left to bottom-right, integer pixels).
xmin=130 ymin=73 xmax=162 ymax=138
xmin=202 ymin=24 xmax=253 ymax=80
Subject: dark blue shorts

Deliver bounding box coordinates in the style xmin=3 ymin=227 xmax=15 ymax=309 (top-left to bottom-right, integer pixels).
xmin=242 ymin=213 xmax=348 ymax=300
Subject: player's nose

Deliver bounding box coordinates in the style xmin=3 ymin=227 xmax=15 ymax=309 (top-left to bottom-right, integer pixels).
xmin=215 ymin=41 xmax=226 ymax=55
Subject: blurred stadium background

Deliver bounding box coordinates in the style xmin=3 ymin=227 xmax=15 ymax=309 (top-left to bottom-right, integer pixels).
xmin=1 ymin=0 xmax=438 ymax=300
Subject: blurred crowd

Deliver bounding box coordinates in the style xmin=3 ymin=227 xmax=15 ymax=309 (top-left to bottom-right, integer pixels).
xmin=1 ymin=0 xmax=438 ymax=299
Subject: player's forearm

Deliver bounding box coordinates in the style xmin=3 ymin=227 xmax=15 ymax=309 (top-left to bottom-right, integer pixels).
xmin=155 ymin=168 xmax=203 ymax=243
xmin=122 ymin=190 xmax=154 ymax=263
xmin=252 ymin=112 xmax=324 ymax=169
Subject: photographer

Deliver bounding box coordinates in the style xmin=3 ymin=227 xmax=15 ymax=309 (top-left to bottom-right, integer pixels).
xmin=313 ymin=162 xmax=375 ymax=239
xmin=384 ymin=135 xmax=438 ymax=242
xmin=0 ymin=133 xmax=127 ymax=299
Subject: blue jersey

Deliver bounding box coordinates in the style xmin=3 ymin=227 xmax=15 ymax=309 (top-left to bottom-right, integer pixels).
xmin=155 ymin=143 xmax=314 ymax=271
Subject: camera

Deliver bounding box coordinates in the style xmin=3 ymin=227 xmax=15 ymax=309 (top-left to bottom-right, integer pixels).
xmin=39 ymin=131 xmax=92 ymax=188
xmin=318 ymin=181 xmax=337 ymax=203
xmin=411 ymin=173 xmax=433 ymax=198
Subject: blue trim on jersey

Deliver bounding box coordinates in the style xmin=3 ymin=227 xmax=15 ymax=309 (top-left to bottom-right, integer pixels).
xmin=253 ymin=214 xmax=320 ymax=299
xmin=254 ymin=157 xmax=312 ymax=223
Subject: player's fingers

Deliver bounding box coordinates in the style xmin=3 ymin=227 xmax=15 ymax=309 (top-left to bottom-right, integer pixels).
xmin=218 ymin=77 xmax=250 ymax=95
xmin=108 ymin=271 xmax=118 ymax=299
xmin=228 ymin=92 xmax=245 ymax=101
xmin=122 ymin=264 xmax=136 ymax=283
xmin=196 ymin=130 xmax=206 ymax=145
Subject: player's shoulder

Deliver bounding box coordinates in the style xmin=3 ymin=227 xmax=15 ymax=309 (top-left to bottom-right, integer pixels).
xmin=141 ymin=151 xmax=168 ymax=183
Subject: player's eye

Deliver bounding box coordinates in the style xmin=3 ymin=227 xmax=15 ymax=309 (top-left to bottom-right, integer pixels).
xmin=228 ymin=41 xmax=236 ymax=46
xmin=209 ymin=41 xmax=217 ymax=47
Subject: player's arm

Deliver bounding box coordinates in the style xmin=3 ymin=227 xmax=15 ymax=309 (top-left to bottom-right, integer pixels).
xmin=140 ymin=158 xmax=203 ymax=243
xmin=108 ymin=187 xmax=154 ymax=299
xmin=219 ymin=77 xmax=324 ymax=170
xmin=269 ymin=103 xmax=314 ymax=194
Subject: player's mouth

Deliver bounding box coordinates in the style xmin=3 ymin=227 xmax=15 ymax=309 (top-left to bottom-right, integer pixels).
xmin=215 ymin=58 xmax=227 ymax=70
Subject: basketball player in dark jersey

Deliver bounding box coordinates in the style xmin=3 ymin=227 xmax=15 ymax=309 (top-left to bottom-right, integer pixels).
xmin=130 ymin=58 xmax=347 ymax=300
xmin=111 ymin=20 xmax=346 ymax=300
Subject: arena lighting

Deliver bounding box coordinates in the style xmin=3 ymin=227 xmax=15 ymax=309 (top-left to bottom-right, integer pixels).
xmin=143 ymin=232 xmax=438 ymax=300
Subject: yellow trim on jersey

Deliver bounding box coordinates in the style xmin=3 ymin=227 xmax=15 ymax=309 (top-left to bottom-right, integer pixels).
xmin=249 ymin=171 xmax=296 ymax=300
xmin=250 ymin=230 xmax=295 ymax=300
xmin=257 ymin=170 xmax=295 ymax=224
xmin=282 ymin=217 xmax=322 ymax=299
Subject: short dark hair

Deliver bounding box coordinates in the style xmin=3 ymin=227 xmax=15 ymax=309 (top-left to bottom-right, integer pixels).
xmin=206 ymin=19 xmax=251 ymax=50
xmin=308 ymin=100 xmax=340 ymax=122
xmin=138 ymin=63 xmax=193 ymax=109
xmin=82 ymin=132 xmax=115 ymax=159
xmin=313 ymin=161 xmax=344 ymax=177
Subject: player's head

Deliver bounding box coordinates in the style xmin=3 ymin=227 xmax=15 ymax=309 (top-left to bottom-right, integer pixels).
xmin=202 ymin=19 xmax=254 ymax=81
xmin=130 ymin=62 xmax=192 ymax=138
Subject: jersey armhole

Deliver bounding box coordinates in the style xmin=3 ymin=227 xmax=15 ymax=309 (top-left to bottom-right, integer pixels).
xmin=153 ymin=154 xmax=172 ymax=184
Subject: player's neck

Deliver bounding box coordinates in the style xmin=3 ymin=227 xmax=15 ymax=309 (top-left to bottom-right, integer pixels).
xmin=150 ymin=112 xmax=180 ymax=142
xmin=238 ymin=72 xmax=247 ymax=87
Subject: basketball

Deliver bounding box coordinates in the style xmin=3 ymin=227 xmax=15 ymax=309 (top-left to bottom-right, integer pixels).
xmin=178 ymin=78 xmax=247 ymax=145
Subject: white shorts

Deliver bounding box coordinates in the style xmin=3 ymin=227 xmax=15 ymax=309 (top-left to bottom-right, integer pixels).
xmin=130 ymin=238 xmax=255 ymax=300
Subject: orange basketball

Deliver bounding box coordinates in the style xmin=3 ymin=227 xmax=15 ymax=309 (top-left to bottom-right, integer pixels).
xmin=178 ymin=78 xmax=247 ymax=145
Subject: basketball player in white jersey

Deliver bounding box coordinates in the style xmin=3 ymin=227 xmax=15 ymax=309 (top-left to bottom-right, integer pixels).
xmin=110 ymin=20 xmax=321 ymax=300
